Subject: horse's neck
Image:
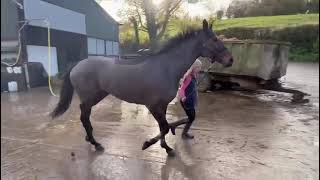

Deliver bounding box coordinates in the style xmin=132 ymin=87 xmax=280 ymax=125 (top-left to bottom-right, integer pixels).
xmin=165 ymin=38 xmax=201 ymax=84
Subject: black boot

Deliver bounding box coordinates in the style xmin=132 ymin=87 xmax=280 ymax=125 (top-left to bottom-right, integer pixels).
xmin=181 ymin=122 xmax=194 ymax=139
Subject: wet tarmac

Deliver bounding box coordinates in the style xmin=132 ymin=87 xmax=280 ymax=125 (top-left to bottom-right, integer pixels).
xmin=1 ymin=62 xmax=319 ymax=180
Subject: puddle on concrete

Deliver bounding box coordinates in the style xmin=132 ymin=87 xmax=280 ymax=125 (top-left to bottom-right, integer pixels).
xmin=1 ymin=62 xmax=318 ymax=180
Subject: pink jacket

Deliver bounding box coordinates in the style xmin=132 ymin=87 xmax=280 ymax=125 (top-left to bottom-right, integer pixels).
xmin=177 ymin=73 xmax=193 ymax=98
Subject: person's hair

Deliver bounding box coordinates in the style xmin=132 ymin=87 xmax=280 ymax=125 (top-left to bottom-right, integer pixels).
xmin=192 ymin=59 xmax=202 ymax=69
xmin=180 ymin=59 xmax=202 ymax=85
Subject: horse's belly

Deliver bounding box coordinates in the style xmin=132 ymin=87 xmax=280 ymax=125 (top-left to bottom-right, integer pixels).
xmin=112 ymin=94 xmax=145 ymax=105
xmin=109 ymin=85 xmax=152 ymax=105
xmin=101 ymin=64 xmax=175 ymax=105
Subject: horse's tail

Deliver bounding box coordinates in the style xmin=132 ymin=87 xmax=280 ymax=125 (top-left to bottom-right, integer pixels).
xmin=50 ymin=66 xmax=74 ymax=119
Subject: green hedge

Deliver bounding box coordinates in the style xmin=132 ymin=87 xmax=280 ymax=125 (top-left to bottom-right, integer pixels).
xmin=216 ymin=24 xmax=319 ymax=51
xmin=215 ymin=25 xmax=319 ymax=61
xmin=120 ymin=24 xmax=319 ymax=61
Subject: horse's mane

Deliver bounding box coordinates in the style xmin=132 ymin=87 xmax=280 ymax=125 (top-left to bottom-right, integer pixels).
xmin=119 ymin=27 xmax=203 ymax=64
xmin=155 ymin=27 xmax=202 ymax=55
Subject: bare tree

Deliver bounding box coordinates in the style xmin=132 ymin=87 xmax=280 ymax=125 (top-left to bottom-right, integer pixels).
xmin=120 ymin=0 xmax=183 ymax=51
xmin=216 ymin=10 xmax=224 ymax=20
xmin=129 ymin=17 xmax=140 ymax=47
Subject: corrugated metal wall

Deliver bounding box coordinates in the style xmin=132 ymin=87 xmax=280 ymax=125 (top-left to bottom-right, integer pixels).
xmin=1 ymin=0 xmax=19 ymax=40
xmin=42 ymin=0 xmax=119 ymax=41
xmin=23 ymin=0 xmax=87 ymax=35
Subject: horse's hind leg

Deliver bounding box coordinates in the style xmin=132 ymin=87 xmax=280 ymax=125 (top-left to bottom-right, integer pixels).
xmin=80 ymin=91 xmax=109 ymax=151
xmin=142 ymin=104 xmax=175 ymax=156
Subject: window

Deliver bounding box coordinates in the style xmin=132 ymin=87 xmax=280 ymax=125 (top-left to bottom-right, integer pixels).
xmin=97 ymin=39 xmax=105 ymax=55
xmin=105 ymin=41 xmax=113 ymax=56
xmin=112 ymin=42 xmax=119 ymax=55
xmin=88 ymin=38 xmax=120 ymax=56
xmin=87 ymin=37 xmax=96 ymax=55
xmin=88 ymin=37 xmax=105 ymax=56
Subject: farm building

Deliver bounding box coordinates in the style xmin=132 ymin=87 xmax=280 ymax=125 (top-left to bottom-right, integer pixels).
xmin=1 ymin=0 xmax=119 ymax=91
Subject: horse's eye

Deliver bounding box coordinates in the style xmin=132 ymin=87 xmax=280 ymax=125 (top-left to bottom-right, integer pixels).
xmin=211 ymin=37 xmax=218 ymax=42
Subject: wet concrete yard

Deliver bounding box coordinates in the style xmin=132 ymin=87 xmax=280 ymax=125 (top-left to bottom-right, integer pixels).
xmin=1 ymin=63 xmax=319 ymax=180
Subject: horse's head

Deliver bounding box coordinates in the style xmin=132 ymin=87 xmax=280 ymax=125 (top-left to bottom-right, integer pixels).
xmin=198 ymin=19 xmax=234 ymax=67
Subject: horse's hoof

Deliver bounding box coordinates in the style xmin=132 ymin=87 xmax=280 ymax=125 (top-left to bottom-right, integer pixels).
xmin=95 ymin=144 xmax=105 ymax=152
xmin=167 ymin=149 xmax=175 ymax=157
xmin=142 ymin=141 xmax=152 ymax=150
xmin=291 ymin=99 xmax=309 ymax=104
xmin=182 ymin=133 xmax=194 ymax=139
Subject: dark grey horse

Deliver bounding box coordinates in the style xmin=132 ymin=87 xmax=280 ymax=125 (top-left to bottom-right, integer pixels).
xmin=51 ymin=19 xmax=233 ymax=156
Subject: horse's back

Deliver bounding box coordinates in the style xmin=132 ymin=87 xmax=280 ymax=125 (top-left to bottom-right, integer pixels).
xmin=70 ymin=56 xmax=115 ymax=79
xmin=70 ymin=57 xmax=115 ymax=101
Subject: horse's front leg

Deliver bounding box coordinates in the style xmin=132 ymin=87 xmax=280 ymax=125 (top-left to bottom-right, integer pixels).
xmin=142 ymin=133 xmax=161 ymax=150
xmin=142 ymin=104 xmax=175 ymax=156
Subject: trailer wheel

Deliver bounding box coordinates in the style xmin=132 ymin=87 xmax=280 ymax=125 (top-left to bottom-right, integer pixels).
xmin=197 ymin=72 xmax=211 ymax=92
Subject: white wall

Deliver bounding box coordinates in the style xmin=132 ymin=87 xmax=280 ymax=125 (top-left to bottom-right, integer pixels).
xmin=24 ymin=0 xmax=86 ymax=35
xmin=27 ymin=45 xmax=58 ymax=76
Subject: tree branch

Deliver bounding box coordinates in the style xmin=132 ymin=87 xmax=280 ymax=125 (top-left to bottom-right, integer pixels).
xmin=138 ymin=27 xmax=148 ymax=32
xmin=136 ymin=7 xmax=147 ymax=30
xmin=157 ymin=0 xmax=182 ymax=38
xmin=157 ymin=16 xmax=170 ymax=39
xmin=168 ymin=0 xmax=183 ymax=14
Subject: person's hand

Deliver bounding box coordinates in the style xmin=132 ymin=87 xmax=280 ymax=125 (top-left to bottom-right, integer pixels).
xmin=176 ymin=92 xmax=186 ymax=102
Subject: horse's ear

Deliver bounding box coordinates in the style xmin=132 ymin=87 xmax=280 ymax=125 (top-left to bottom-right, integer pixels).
xmin=203 ymin=19 xmax=209 ymax=30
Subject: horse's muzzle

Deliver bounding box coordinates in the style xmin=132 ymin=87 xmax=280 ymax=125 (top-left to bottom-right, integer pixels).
xmin=224 ymin=58 xmax=233 ymax=67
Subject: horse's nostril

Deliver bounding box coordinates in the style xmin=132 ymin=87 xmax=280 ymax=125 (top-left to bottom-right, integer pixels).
xmin=225 ymin=58 xmax=233 ymax=67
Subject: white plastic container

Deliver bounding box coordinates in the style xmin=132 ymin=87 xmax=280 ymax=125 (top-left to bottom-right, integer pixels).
xmin=8 ymin=81 xmax=18 ymax=92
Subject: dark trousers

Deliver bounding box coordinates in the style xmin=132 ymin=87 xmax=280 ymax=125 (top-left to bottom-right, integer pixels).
xmin=180 ymin=101 xmax=195 ymax=133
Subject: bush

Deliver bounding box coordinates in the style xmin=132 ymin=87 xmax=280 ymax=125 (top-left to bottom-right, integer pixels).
xmin=216 ymin=25 xmax=319 ymax=50
xmin=313 ymin=36 xmax=319 ymax=53
xmin=289 ymin=47 xmax=319 ymax=62
xmin=216 ymin=25 xmax=319 ymax=62
xmin=272 ymin=25 xmax=319 ymax=50
xmin=226 ymin=0 xmax=316 ymax=18
xmin=120 ymin=15 xmax=319 ymax=60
